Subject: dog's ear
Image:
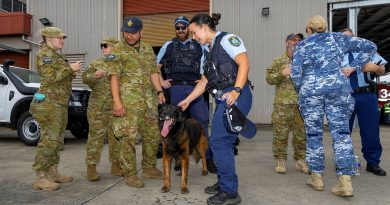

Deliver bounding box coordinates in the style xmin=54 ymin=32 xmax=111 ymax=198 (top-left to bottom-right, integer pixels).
xmin=158 ymin=103 xmax=166 ymax=113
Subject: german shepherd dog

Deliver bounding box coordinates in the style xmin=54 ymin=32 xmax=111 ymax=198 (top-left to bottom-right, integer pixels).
xmin=159 ymin=104 xmax=208 ymax=194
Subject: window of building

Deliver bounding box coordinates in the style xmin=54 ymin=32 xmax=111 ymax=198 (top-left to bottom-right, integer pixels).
xmin=0 ymin=0 xmax=26 ymax=12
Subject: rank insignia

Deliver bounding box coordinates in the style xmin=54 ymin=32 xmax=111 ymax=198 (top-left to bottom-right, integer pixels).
xmin=106 ymin=54 xmax=116 ymax=60
xmin=42 ymin=56 xmax=52 ymax=64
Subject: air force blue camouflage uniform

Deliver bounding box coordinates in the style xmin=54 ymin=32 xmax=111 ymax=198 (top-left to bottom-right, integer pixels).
xmin=291 ymin=32 xmax=377 ymax=175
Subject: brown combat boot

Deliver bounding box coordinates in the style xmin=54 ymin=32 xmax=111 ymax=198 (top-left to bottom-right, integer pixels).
xmin=48 ymin=165 xmax=73 ymax=183
xmin=331 ymin=175 xmax=353 ymax=197
xmin=275 ymin=159 xmax=286 ymax=174
xmin=306 ymin=172 xmax=324 ymax=191
xmin=87 ymin=164 xmax=100 ymax=181
xmin=33 ymin=171 xmax=60 ymax=191
xmin=111 ymin=162 xmax=123 ymax=176
xmin=296 ymin=159 xmax=309 ymax=174
xmin=142 ymin=168 xmax=163 ymax=179
xmin=125 ymin=175 xmax=144 ymax=188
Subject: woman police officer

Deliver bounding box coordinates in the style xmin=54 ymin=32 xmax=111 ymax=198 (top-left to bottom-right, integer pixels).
xmin=30 ymin=27 xmax=81 ymax=190
xmin=178 ymin=13 xmax=252 ymax=205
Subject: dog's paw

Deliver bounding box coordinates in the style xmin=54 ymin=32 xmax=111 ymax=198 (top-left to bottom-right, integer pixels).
xmin=202 ymin=170 xmax=208 ymax=176
xmin=161 ymin=186 xmax=170 ymax=193
xmin=181 ymin=187 xmax=189 ymax=194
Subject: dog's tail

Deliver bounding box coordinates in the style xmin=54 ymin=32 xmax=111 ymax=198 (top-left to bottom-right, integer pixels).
xmin=193 ymin=149 xmax=201 ymax=164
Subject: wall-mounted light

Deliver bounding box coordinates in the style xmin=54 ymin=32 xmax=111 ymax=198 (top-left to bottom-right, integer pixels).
xmin=39 ymin=18 xmax=53 ymax=27
xmin=262 ymin=7 xmax=270 ymax=16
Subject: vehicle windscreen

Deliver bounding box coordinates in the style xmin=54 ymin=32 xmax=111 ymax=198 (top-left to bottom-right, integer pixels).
xmin=9 ymin=67 xmax=41 ymax=83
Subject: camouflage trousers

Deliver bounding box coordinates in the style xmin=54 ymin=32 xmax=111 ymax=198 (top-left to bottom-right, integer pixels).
xmin=111 ymin=101 xmax=160 ymax=177
xmin=30 ymin=100 xmax=67 ymax=171
xmin=299 ymin=92 xmax=355 ymax=175
xmin=271 ymin=104 xmax=306 ymax=160
xmin=85 ymin=103 xmax=119 ymax=165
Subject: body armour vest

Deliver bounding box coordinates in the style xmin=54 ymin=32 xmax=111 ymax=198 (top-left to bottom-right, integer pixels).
xmin=164 ymin=38 xmax=202 ymax=81
xmin=204 ymin=32 xmax=239 ymax=92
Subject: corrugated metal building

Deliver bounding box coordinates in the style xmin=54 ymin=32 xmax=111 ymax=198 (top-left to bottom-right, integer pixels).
xmin=2 ymin=0 xmax=388 ymax=124
xmin=212 ymin=0 xmax=390 ymax=124
xmin=211 ymin=0 xmax=328 ymax=124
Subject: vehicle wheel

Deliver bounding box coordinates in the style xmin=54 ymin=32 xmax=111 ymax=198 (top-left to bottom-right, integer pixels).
xmin=17 ymin=112 xmax=40 ymax=146
xmin=70 ymin=121 xmax=88 ymax=138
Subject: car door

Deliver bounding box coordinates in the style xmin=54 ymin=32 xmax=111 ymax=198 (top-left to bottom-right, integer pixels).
xmin=0 ymin=71 xmax=10 ymax=122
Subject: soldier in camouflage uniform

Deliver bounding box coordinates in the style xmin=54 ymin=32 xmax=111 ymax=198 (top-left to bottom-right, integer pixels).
xmin=83 ymin=38 xmax=121 ymax=181
xmin=266 ymin=33 xmax=308 ymax=174
xmin=291 ymin=16 xmax=377 ymax=197
xmin=30 ymin=27 xmax=81 ymax=190
xmin=106 ymin=16 xmax=166 ymax=188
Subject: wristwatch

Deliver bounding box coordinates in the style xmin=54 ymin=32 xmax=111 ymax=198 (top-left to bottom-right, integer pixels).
xmin=232 ymin=87 xmax=242 ymax=94
xmin=157 ymin=90 xmax=164 ymax=95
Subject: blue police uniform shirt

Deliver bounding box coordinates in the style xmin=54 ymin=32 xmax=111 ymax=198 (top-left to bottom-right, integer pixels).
xmin=200 ymin=31 xmax=247 ymax=73
xmin=342 ymin=52 xmax=388 ymax=87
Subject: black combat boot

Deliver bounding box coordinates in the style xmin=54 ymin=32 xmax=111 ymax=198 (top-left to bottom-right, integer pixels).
xmin=205 ymin=182 xmax=220 ymax=194
xmin=207 ymin=191 xmax=241 ymax=205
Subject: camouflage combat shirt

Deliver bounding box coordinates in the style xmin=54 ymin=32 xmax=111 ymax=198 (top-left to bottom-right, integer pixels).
xmin=35 ymin=44 xmax=73 ymax=106
xmin=266 ymin=53 xmax=298 ymax=105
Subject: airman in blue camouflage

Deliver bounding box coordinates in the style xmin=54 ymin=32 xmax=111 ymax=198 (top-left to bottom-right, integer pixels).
xmin=83 ymin=37 xmax=121 ymax=181
xmin=266 ymin=33 xmax=308 ymax=174
xmin=291 ymin=15 xmax=377 ymax=197
xmin=106 ymin=16 xmax=166 ymax=188
xmin=30 ymin=27 xmax=81 ymax=190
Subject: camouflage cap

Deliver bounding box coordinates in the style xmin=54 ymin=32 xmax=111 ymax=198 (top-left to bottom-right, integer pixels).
xmin=285 ymin=33 xmax=304 ymax=42
xmin=307 ymin=15 xmax=327 ymax=33
xmin=40 ymin=27 xmax=67 ymax=38
xmin=101 ymin=37 xmax=119 ymax=46
xmin=121 ymin=16 xmax=143 ymax=33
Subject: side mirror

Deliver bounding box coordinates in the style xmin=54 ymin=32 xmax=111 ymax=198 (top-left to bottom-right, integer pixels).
xmin=2 ymin=59 xmax=15 ymax=71
xmin=0 ymin=76 xmax=8 ymax=85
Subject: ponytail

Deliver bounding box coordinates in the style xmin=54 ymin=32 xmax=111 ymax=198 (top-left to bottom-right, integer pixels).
xmin=190 ymin=13 xmax=221 ymax=31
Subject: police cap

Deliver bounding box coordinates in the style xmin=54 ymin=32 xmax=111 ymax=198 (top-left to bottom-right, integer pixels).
xmin=174 ymin=16 xmax=189 ymax=26
xmin=121 ymin=16 xmax=143 ymax=33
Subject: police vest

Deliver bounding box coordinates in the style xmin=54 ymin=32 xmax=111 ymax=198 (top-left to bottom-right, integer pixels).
xmin=163 ymin=38 xmax=202 ymax=81
xmin=204 ymin=32 xmax=239 ymax=92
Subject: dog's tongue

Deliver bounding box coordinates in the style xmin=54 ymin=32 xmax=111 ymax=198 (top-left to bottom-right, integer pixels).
xmin=161 ymin=119 xmax=173 ymax=138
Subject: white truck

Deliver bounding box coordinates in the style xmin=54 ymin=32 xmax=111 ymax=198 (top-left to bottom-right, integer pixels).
xmin=0 ymin=59 xmax=89 ymax=145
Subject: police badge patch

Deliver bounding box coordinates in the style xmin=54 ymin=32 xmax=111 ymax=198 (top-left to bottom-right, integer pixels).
xmin=228 ymin=36 xmax=241 ymax=47
xmin=42 ymin=56 xmax=52 ymax=64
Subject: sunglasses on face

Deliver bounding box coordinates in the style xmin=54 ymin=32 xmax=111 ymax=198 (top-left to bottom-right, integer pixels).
xmin=100 ymin=44 xmax=108 ymax=49
xmin=175 ymin=26 xmax=187 ymax=31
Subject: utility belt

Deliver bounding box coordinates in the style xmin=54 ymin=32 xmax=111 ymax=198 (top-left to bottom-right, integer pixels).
xmin=172 ymin=80 xmax=197 ymax=85
xmin=208 ymin=80 xmax=253 ymax=97
xmin=353 ymin=86 xmax=375 ymax=94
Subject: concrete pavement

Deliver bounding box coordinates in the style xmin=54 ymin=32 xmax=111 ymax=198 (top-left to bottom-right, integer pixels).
xmin=0 ymin=125 xmax=389 ymax=205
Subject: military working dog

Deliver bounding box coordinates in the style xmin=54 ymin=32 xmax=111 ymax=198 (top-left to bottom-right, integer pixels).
xmin=159 ymin=104 xmax=208 ymax=194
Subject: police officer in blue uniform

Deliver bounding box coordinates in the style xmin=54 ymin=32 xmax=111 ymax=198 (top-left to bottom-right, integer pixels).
xmin=178 ymin=13 xmax=252 ymax=205
xmin=291 ymin=16 xmax=377 ymax=197
xmin=157 ymin=16 xmax=217 ymax=173
xmin=341 ymin=28 xmax=387 ymax=176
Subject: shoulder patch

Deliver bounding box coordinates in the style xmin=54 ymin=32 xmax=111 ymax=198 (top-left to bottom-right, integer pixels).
xmin=42 ymin=56 xmax=52 ymax=64
xmin=106 ymin=54 xmax=116 ymax=61
xmin=228 ymin=36 xmax=241 ymax=47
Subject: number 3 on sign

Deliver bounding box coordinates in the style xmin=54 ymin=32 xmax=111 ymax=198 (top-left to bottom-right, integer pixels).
xmin=380 ymin=89 xmax=390 ymax=99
